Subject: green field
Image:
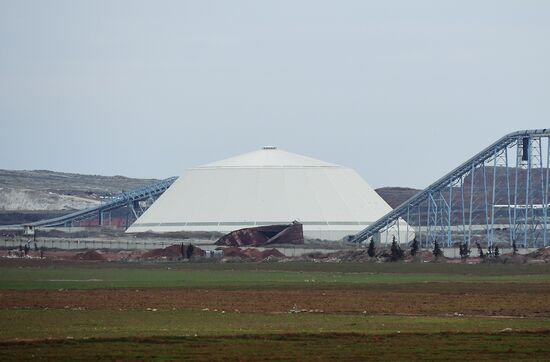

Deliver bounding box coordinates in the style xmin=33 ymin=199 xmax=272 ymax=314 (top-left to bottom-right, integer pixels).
xmin=3 ymin=261 xmax=550 ymax=290
xmin=3 ymin=332 xmax=550 ymax=361
xmin=2 ymin=260 xmax=550 ymax=360
xmin=3 ymin=310 xmax=550 ymax=340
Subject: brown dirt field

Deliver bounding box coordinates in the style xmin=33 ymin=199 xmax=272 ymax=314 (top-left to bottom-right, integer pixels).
xmin=2 ymin=284 xmax=550 ymax=317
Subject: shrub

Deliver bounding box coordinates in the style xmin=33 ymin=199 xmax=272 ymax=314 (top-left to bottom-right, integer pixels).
xmin=475 ymin=242 xmax=485 ymax=259
xmin=367 ymin=238 xmax=376 ymax=258
xmin=410 ymin=237 xmax=419 ymax=256
xmin=432 ymin=240 xmax=443 ymax=258
xmin=459 ymin=243 xmax=470 ymax=259
xmin=390 ymin=236 xmax=404 ymax=261
xmin=186 ymin=243 xmax=194 ymax=259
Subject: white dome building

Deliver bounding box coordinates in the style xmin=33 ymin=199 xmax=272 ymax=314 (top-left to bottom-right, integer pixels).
xmin=127 ymin=147 xmax=408 ymax=241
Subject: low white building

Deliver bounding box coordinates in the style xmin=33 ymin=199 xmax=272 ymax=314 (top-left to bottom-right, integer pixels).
xmin=127 ymin=147 xmax=410 ymax=242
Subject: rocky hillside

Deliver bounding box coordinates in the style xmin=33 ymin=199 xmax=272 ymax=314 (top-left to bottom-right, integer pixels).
xmin=0 ymin=188 xmax=100 ymax=211
xmin=375 ymin=187 xmax=421 ymax=208
xmin=0 ymin=169 xmax=159 ymax=211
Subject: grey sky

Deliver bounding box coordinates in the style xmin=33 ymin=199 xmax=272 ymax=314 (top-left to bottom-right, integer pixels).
xmin=1 ymin=1 xmax=549 ymax=189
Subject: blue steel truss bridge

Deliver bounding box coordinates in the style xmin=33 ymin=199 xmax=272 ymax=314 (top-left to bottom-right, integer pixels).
xmin=352 ymin=129 xmax=550 ymax=249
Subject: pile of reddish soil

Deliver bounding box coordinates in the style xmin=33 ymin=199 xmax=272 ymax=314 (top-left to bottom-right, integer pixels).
xmin=119 ymin=250 xmax=146 ymax=260
xmin=527 ymin=246 xmax=550 ymax=260
xmin=241 ymin=248 xmax=265 ymax=259
xmin=142 ymin=245 xmax=182 ymax=259
xmin=72 ymin=250 xmax=106 ymax=261
xmin=221 ymin=247 xmax=285 ymax=261
xmin=141 ymin=244 xmax=204 ymax=260
xmin=220 ymin=247 xmax=244 ymax=258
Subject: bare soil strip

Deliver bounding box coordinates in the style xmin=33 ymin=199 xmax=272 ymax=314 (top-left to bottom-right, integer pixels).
xmin=2 ymin=285 xmax=550 ymax=317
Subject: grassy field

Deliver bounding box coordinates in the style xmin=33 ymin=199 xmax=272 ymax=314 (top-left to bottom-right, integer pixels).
xmin=3 ymin=310 xmax=550 ymax=340
xmin=1 ymin=259 xmax=550 ymax=360
xmin=3 ymin=332 xmax=550 ymax=361
xmin=3 ymin=261 xmax=550 ymax=290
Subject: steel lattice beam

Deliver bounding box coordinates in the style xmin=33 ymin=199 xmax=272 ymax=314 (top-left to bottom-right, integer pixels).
xmin=352 ymin=129 xmax=550 ymax=247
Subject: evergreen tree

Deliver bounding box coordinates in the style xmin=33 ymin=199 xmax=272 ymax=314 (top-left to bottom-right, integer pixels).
xmin=367 ymin=238 xmax=376 ymax=258
xmin=459 ymin=243 xmax=470 ymax=259
xmin=410 ymin=237 xmax=419 ymax=256
xmin=476 ymin=242 xmax=485 ymax=259
xmin=186 ymin=243 xmax=194 ymax=259
xmin=390 ymin=236 xmax=404 ymax=261
xmin=432 ymin=240 xmax=443 ymax=258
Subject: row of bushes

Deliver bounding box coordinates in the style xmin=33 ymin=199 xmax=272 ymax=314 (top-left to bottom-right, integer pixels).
xmin=366 ymin=237 xmax=520 ymax=261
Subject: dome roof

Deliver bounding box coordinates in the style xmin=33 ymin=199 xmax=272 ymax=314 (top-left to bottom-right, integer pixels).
xmin=127 ymin=147 xmax=400 ymax=241
xmin=197 ymin=147 xmax=338 ymax=169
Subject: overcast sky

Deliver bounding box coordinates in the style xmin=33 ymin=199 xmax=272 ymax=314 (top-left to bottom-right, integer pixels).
xmin=1 ymin=1 xmax=549 ymax=188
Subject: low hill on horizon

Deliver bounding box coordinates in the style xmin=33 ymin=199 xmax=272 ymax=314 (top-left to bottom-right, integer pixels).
xmin=0 ymin=169 xmax=159 ymax=212
xmin=374 ymin=186 xmax=422 ymax=208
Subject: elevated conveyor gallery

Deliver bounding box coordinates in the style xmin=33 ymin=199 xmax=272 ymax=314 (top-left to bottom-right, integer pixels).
xmin=12 ymin=177 xmax=178 ymax=231
xmin=352 ymin=129 xmax=550 ymax=249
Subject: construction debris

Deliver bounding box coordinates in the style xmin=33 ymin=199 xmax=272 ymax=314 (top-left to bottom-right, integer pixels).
xmin=215 ymin=223 xmax=304 ymax=247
